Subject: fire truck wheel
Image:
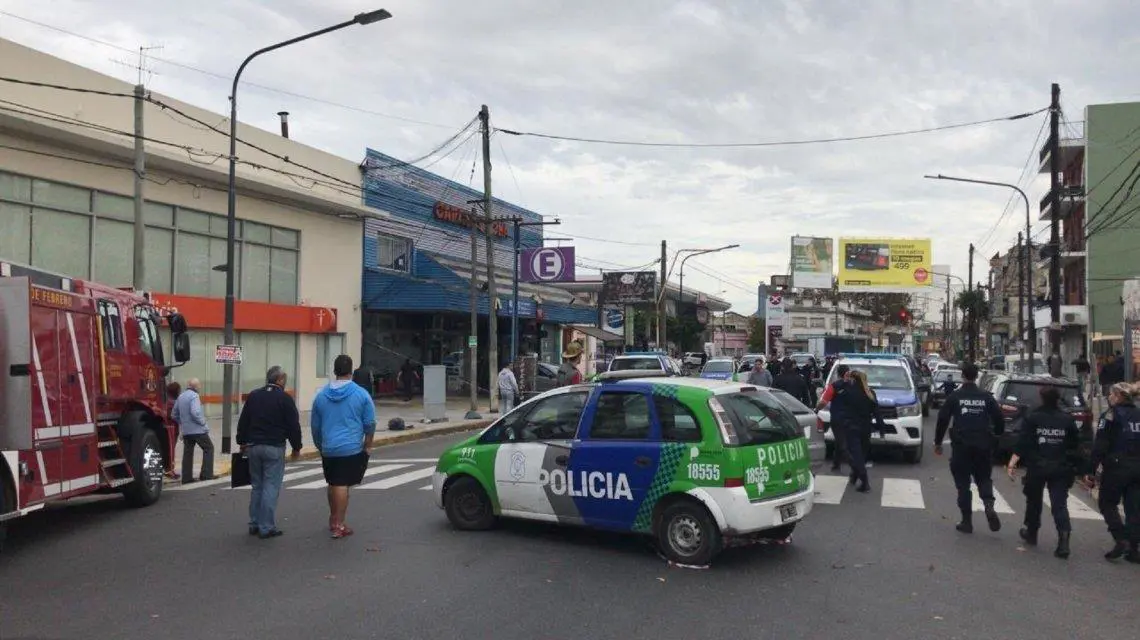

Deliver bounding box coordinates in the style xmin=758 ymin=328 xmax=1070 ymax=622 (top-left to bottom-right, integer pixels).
xmin=122 ymin=427 xmax=165 ymax=508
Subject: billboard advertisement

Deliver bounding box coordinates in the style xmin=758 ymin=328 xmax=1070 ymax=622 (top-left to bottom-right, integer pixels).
xmin=837 ymin=238 xmax=933 ymax=292
xmin=790 ymin=236 xmax=834 ymax=289
xmin=521 ymin=247 xmax=576 ymax=283
xmin=602 ymin=271 xmax=657 ymax=304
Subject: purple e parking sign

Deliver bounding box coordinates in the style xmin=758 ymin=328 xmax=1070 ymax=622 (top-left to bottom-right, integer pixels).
xmin=520 ymin=247 xmax=575 ymax=283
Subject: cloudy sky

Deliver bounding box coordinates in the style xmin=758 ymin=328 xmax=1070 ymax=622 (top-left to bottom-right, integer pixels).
xmin=2 ymin=0 xmax=1139 ymax=316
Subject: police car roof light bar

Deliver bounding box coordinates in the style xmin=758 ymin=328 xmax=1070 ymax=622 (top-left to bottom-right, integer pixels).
xmin=837 ymin=353 xmax=904 ymax=360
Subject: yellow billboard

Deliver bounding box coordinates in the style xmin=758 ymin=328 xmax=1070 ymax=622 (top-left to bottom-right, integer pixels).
xmin=837 ymin=238 xmax=933 ymax=292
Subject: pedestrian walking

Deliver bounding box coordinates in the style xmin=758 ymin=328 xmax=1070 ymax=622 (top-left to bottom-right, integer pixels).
xmin=934 ymin=363 xmax=1005 ymax=534
xmin=171 ymin=378 xmax=215 ymax=483
xmin=1088 ymin=382 xmax=1140 ymax=562
xmin=498 ymin=359 xmax=520 ymax=414
xmin=772 ymin=358 xmax=811 ymax=405
xmin=236 ymin=366 xmax=303 ymax=539
xmin=311 ymin=355 xmax=377 ymax=539
xmin=842 ymin=370 xmax=887 ymax=493
xmin=397 ymin=358 xmax=419 ymax=402
xmin=1006 ymin=386 xmax=1080 ymax=559
xmin=817 ymin=364 xmax=851 ymax=473
xmin=746 ymin=359 xmax=773 ymax=387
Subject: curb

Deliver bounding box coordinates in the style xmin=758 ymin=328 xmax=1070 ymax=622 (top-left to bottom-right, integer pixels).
xmin=201 ymin=420 xmax=492 ymax=479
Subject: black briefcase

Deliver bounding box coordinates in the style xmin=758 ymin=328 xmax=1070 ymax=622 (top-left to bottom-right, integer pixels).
xmin=231 ymin=452 xmax=251 ymax=488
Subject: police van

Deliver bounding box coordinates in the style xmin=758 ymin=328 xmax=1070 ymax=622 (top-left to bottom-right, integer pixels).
xmin=818 ymin=353 xmax=926 ymax=464
xmin=431 ymin=372 xmax=815 ymax=566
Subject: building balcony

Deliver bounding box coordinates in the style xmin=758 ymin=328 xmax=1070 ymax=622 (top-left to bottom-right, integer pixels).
xmin=1033 ymin=305 xmax=1088 ymax=329
xmin=1039 ymin=127 xmax=1086 ymax=174
xmin=1039 ymin=185 xmax=1085 ymax=221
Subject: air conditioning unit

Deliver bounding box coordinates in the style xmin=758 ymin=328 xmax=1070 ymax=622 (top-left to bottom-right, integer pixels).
xmin=1063 ymin=312 xmax=1078 ymax=324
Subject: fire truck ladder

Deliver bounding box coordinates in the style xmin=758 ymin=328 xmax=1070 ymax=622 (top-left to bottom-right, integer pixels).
xmin=96 ymin=419 xmax=135 ymax=488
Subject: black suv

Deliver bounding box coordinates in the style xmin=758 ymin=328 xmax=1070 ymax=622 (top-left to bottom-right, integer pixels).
xmin=988 ymin=373 xmax=1093 ymax=460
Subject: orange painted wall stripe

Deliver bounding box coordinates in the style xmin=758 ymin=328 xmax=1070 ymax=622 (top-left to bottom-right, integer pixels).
xmin=150 ymin=294 xmax=338 ymax=334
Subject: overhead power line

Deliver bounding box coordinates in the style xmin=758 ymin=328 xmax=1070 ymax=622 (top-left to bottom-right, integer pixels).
xmin=975 ymin=112 xmax=1049 ymax=253
xmin=497 ymin=108 xmax=1047 ymax=149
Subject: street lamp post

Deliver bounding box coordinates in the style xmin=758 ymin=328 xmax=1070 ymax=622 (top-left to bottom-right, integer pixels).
xmin=676 ymin=244 xmax=740 ymax=306
xmin=219 ymin=9 xmax=392 ymax=454
xmin=924 ymin=174 xmax=1035 ymax=373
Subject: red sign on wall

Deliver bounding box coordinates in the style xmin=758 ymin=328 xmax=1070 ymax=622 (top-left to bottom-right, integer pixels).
xmin=150 ymin=294 xmax=338 ymax=334
xmin=433 ymin=202 xmax=508 ymax=238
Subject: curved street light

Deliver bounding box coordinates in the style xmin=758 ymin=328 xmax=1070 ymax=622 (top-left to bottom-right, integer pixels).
xmin=676 ymin=244 xmax=740 ymax=306
xmin=219 ymin=9 xmax=394 ymax=454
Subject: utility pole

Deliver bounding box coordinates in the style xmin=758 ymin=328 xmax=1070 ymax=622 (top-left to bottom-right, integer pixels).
xmin=132 ymin=84 xmax=146 ymax=291
xmin=658 ymin=240 xmax=667 ymax=350
xmin=1026 ymin=236 xmax=1037 ymax=372
xmin=1048 ymin=82 xmax=1063 ymax=362
xmin=468 ymin=206 xmax=479 ymax=413
xmin=480 ymin=105 xmax=498 ymax=413
xmin=1017 ymin=232 xmax=1024 ymax=361
xmin=968 ymin=243 xmax=976 ymax=362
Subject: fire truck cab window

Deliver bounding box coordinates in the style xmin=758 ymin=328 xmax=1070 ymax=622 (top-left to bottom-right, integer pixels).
xmin=97 ymin=300 xmax=124 ymax=351
xmin=134 ymin=308 xmax=163 ymax=365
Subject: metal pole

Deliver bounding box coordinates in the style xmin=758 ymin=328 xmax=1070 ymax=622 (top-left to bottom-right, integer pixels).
xmin=469 ymin=210 xmax=478 ymax=412
xmin=221 ymin=12 xmax=386 ymax=454
xmin=1017 ymin=232 xmax=1025 ymax=363
xmin=968 ymin=243 xmax=975 ymax=362
xmin=480 ymin=105 xmax=497 ymax=413
xmin=1048 ymin=83 xmax=1063 ymax=363
xmin=658 ymin=240 xmax=667 ymax=349
xmin=511 ymin=219 xmax=520 ymax=365
xmin=131 ymin=84 xmax=146 ymax=291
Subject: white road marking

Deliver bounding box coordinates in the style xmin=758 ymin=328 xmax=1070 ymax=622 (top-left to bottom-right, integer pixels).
xmin=290 ymin=463 xmax=412 ymax=490
xmin=358 ymin=466 xmax=437 ymax=490
xmin=812 ymin=474 xmax=848 ymax=505
xmin=166 ymin=476 xmax=232 ymax=491
xmin=1042 ymin=492 xmax=1104 ymax=520
xmin=419 ymin=484 xmax=433 ymax=491
xmin=971 ymin=482 xmax=1015 ymax=514
xmin=231 ymin=467 xmax=325 ymax=490
xmin=880 ymin=478 xmax=925 ymax=509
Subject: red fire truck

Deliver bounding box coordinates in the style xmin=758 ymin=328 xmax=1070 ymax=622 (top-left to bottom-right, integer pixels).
xmin=0 ymin=260 xmax=190 ymax=551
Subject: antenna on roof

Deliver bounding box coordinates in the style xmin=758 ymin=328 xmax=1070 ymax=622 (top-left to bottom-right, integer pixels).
xmin=111 ymin=44 xmax=164 ymax=86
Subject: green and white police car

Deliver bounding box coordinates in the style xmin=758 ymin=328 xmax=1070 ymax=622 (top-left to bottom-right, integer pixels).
xmin=432 ymin=372 xmax=815 ymax=565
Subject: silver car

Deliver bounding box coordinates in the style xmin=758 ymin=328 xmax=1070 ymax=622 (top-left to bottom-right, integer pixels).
xmin=767 ymin=387 xmax=826 ymax=467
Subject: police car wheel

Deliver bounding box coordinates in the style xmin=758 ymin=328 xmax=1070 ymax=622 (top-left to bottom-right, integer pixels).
xmin=444 ymin=476 xmax=496 ymax=531
xmin=656 ymin=501 xmax=721 ymax=566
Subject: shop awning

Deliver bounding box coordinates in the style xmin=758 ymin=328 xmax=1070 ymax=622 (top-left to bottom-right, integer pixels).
xmin=570 ymin=324 xmax=624 ymax=343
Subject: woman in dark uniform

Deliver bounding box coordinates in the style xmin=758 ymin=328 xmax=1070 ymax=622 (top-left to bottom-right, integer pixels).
xmin=843 ymin=370 xmax=887 ymax=493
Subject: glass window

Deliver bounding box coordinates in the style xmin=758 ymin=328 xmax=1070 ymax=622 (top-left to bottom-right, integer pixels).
xmin=267 ymin=333 xmax=298 ymax=390
xmin=92 ymin=193 xmax=133 ymax=220
xmin=317 ymin=334 xmax=345 ymax=378
xmin=810 ymin=317 xmax=826 ymax=328
xmin=144 ymin=202 xmax=174 ymax=226
xmin=272 ymin=227 xmax=299 ymax=249
xmin=844 ymin=364 xmax=912 ymax=390
xmin=31 ymin=208 xmax=90 ymax=278
xmin=589 ymin=392 xmax=652 ymax=440
xmin=93 ymin=218 xmax=134 ymax=286
xmin=377 ymin=233 xmax=410 ymax=272
xmin=269 ymin=248 xmax=298 ymax=304
xmin=718 ymin=391 xmax=801 ymax=444
xmin=768 ymin=389 xmax=813 ymax=416
xmin=209 ymin=214 xmax=229 ymax=237
xmin=134 ymin=308 xmax=162 ymax=364
xmin=610 ymin=357 xmax=662 ymax=371
xmin=655 ymin=395 xmax=702 ymax=442
xmin=241 ymin=243 xmax=271 ymax=301
xmin=144 ymin=227 xmax=174 ymax=292
xmin=206 ymin=237 xmax=229 ymax=298
xmin=0 ymin=172 xmax=31 ymax=201
xmin=702 ymin=360 xmax=734 ymax=374
xmin=244 ymin=222 xmax=271 ymax=244
xmin=177 ymin=208 xmax=210 ymax=233
xmin=238 ymin=332 xmax=268 ymax=395
xmin=0 ymin=202 xmax=31 ymax=263
xmin=175 ymin=232 xmax=211 ymax=296
xmin=97 ymin=300 xmax=124 ymax=351
xmin=31 ymin=179 xmax=89 ymax=211
xmin=1002 ymin=382 xmax=1082 ymax=410
xmin=792 ymin=318 xmax=808 ymax=328
xmin=510 ymin=391 xmax=588 ymax=442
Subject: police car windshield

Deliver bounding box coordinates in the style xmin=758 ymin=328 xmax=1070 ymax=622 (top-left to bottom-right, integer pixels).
xmin=842 ymin=364 xmax=911 ymax=390
xmin=611 ymin=357 xmax=661 ymax=371
xmin=718 ymin=392 xmax=801 ymax=444
xmin=703 ymin=360 xmax=734 ymax=373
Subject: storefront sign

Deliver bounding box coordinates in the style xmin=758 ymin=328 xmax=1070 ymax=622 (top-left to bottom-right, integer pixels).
xmin=499 ymin=297 xmax=537 ymax=317
xmin=601 ymin=271 xmax=656 ymax=304
xmin=215 ymin=344 xmax=243 ymax=365
xmin=521 ymin=247 xmax=575 ymax=283
xmin=150 ymin=294 xmax=338 ymax=334
xmin=837 ymin=237 xmax=933 ymax=292
xmin=433 ymin=202 xmax=508 ymax=238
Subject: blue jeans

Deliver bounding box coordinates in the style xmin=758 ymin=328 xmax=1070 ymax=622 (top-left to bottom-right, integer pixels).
xmin=248 ymin=444 xmax=286 ymax=534
xmin=498 ymin=392 xmax=515 ymax=415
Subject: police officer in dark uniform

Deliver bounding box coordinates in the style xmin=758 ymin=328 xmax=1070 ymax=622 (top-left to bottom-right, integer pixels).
xmin=1006 ymin=386 xmax=1080 ymax=559
xmin=934 ymin=363 xmax=1005 ymax=534
xmin=1089 ymin=382 xmax=1140 ymax=563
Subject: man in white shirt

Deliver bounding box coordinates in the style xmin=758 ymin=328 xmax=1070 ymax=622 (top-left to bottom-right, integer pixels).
xmin=498 ymin=361 xmax=520 ymax=414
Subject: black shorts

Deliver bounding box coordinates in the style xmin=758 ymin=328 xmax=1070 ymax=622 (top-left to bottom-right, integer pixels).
xmin=321 ymin=451 xmax=369 ymax=487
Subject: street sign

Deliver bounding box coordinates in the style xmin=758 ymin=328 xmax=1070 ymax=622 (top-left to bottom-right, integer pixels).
xmin=468 ymin=335 xmax=477 ymax=348
xmin=215 ymin=344 xmax=243 ymax=365
xmin=521 ymin=247 xmax=576 ymax=283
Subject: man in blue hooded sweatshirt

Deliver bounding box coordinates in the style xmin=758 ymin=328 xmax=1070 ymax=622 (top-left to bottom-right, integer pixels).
xmin=312 ymin=354 xmax=376 ymax=539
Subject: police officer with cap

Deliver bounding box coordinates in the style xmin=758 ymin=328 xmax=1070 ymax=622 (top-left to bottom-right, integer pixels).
xmin=1006 ymin=386 xmax=1080 ymax=559
xmin=934 ymin=363 xmax=1005 ymax=534
xmin=1089 ymin=382 xmax=1140 ymax=563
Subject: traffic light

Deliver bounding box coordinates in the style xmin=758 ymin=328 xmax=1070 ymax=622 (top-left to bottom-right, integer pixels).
xmin=897 ymin=308 xmax=910 ymax=325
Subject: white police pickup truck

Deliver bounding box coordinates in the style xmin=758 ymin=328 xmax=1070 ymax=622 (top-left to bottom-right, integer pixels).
xmin=818 ymin=354 xmax=925 ymax=464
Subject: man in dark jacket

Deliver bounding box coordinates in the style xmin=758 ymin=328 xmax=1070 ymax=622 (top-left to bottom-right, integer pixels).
xmin=1007 ymin=386 xmax=1081 ymax=558
xmin=236 ymin=366 xmax=303 ymax=539
xmin=935 ymin=363 xmax=1005 ymax=535
xmin=351 ymin=365 xmax=374 ymax=399
xmin=773 ymin=358 xmax=812 ymax=406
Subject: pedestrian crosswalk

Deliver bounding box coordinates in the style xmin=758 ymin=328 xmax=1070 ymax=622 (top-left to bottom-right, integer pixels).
xmin=166 ymin=459 xmax=438 ymax=493
xmin=811 ymin=473 xmax=1104 ymax=520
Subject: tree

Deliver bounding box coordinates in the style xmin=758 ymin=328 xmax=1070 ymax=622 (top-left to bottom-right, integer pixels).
xmin=955 ymin=289 xmax=989 ymax=321
xmin=747 ymin=315 xmax=766 ymax=353
xmin=797 ymin=277 xmax=912 ymax=324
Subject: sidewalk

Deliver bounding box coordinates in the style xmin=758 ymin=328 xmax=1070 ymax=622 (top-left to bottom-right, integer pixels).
xmin=170 ymin=397 xmax=495 ymax=480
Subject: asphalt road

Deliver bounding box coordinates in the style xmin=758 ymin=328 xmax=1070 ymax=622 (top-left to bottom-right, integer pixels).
xmin=2 ymin=416 xmax=1138 ymax=640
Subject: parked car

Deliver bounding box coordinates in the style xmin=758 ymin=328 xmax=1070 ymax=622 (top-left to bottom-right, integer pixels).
xmin=608 ymin=353 xmax=678 ymax=375
xmin=988 ymin=373 xmax=1093 ymax=460
xmin=931 ymin=369 xmax=961 ymax=408
xmin=768 ymin=387 xmax=825 ymax=466
xmin=700 ymin=358 xmax=738 ymax=381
